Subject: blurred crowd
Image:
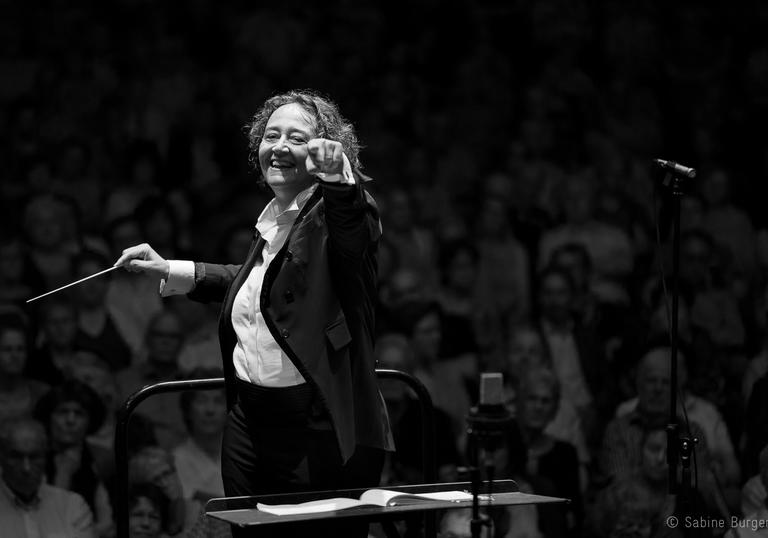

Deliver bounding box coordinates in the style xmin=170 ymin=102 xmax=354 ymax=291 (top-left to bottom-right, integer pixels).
xmin=3 ymin=1 xmax=768 ymax=537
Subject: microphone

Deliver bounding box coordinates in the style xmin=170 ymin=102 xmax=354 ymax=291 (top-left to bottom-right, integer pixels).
xmin=466 ymin=373 xmax=512 ymax=452
xmin=654 ymin=158 xmax=697 ymax=179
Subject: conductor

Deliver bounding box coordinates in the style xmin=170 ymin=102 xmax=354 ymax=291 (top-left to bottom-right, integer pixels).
xmin=115 ymin=90 xmax=390 ymax=537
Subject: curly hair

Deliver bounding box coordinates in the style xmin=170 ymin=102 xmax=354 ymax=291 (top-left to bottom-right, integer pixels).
xmin=244 ymin=89 xmax=362 ymax=175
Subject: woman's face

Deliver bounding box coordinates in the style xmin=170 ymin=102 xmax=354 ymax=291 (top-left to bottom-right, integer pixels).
xmin=129 ymin=496 xmax=162 ymax=538
xmin=641 ymin=429 xmax=667 ymax=483
xmin=411 ymin=313 xmax=442 ymax=361
xmin=519 ymin=381 xmax=557 ymax=431
xmin=0 ymin=329 xmax=26 ymax=376
xmin=50 ymin=401 xmax=90 ymax=446
xmin=508 ymin=329 xmax=546 ymax=371
xmin=258 ymin=103 xmax=317 ymax=195
xmin=189 ymin=390 xmax=227 ymax=437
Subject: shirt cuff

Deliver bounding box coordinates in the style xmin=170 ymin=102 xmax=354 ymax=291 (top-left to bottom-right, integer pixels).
xmin=316 ymin=153 xmax=356 ymax=185
xmin=159 ymin=260 xmax=195 ymax=297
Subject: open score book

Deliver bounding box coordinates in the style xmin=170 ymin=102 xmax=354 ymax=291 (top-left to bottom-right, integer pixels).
xmin=257 ymin=489 xmax=475 ymax=516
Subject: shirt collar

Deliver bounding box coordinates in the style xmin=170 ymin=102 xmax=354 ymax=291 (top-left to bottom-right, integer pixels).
xmin=0 ymin=479 xmax=41 ymax=511
xmin=256 ymin=183 xmax=318 ymax=236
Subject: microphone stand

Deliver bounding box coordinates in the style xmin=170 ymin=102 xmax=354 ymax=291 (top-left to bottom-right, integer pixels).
xmin=466 ymin=402 xmax=511 ymax=538
xmin=661 ymin=170 xmax=696 ymax=509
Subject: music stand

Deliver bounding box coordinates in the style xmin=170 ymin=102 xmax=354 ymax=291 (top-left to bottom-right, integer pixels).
xmin=205 ymin=479 xmax=567 ymax=537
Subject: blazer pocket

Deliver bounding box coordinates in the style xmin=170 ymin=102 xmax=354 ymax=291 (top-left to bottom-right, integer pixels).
xmin=325 ymin=315 xmax=352 ymax=351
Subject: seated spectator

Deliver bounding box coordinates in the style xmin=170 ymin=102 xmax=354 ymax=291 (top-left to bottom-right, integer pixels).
xmin=0 ymin=417 xmax=94 ymax=538
xmin=701 ymin=168 xmax=757 ymax=282
xmin=744 ymin=374 xmax=768 ymax=480
xmin=589 ymin=427 xmax=689 ymax=538
xmin=390 ymin=300 xmax=476 ymax=444
xmin=437 ymin=238 xmax=504 ymax=369
xmin=117 ymin=308 xmax=187 ymax=449
xmin=0 ymin=233 xmax=42 ymax=307
xmin=173 ymin=368 xmax=227 ymax=510
xmin=493 ymin=419 xmax=548 ymax=538
xmin=71 ymin=249 xmax=133 ymax=370
xmin=474 ymin=194 xmax=531 ymax=327
xmin=129 ymin=445 xmax=199 ymax=536
xmin=516 ymin=368 xmax=583 ymax=533
xmin=375 ymin=333 xmax=461 ymax=486
xmin=33 ymin=379 xmax=113 ymax=537
xmin=615 ymin=347 xmax=741 ymax=500
xmin=377 ymin=267 xmax=433 ymax=335
xmin=532 ymin=266 xmax=611 ymax=447
xmin=134 ymin=195 xmax=191 ymax=260
xmin=504 ymin=324 xmax=589 ymax=470
xmin=0 ymin=318 xmax=49 ymax=422
xmin=127 ymin=483 xmax=169 ymax=538
xmin=598 ymin=348 xmax=730 ymax=518
xmin=171 ymin=298 xmax=222 ymax=373
xmin=680 ymin=229 xmax=746 ymax=350
xmin=21 ymin=193 xmax=77 ymax=289
xmin=379 ymin=187 xmax=439 ymax=293
xmin=104 ymin=215 xmax=163 ymax=356
xmin=740 ymin=444 xmax=768 ymax=525
xmin=26 ymin=298 xmax=80 ymax=385
xmin=537 ymin=173 xmax=634 ymax=305
xmin=69 ymin=350 xmax=156 ymax=481
xmin=743 ymin=284 xmax=768 ymax=406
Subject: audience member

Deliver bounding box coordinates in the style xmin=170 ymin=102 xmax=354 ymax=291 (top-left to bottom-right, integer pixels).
xmin=173 ymin=368 xmax=227 ymax=510
xmin=379 ymin=188 xmax=439 ymax=292
xmin=474 ymin=195 xmax=531 ymax=326
xmin=744 ymin=373 xmax=768 ymax=480
xmin=117 ymin=309 xmax=188 ymax=450
xmin=27 ymin=298 xmax=80 ymax=385
xmin=128 ymin=445 xmax=198 ymax=536
xmin=615 ymin=347 xmax=741 ymax=501
xmin=127 ymin=483 xmax=168 ymax=538
xmin=598 ymin=347 xmax=730 ymax=519
xmin=375 ymin=333 xmax=461 ymax=486
xmin=71 ymin=249 xmax=133 ymax=370
xmin=740 ymin=444 xmax=768 ymax=525
xmin=0 ymin=319 xmax=49 ymax=422
xmin=0 ymin=417 xmax=95 ymax=538
xmin=516 ymin=367 xmax=583 ymax=532
xmin=701 ymin=168 xmax=757 ymax=283
xmin=21 ymin=194 xmax=76 ymax=289
xmin=533 ymin=266 xmax=611 ymax=446
xmin=104 ymin=215 xmax=164 ymax=356
xmin=33 ymin=379 xmax=113 ymax=537
xmin=537 ymin=173 xmax=634 ymax=305
xmin=0 ymin=234 xmax=41 ymax=307
xmin=392 ymin=300 xmax=476 ymax=444
xmin=437 ymin=238 xmax=503 ymax=368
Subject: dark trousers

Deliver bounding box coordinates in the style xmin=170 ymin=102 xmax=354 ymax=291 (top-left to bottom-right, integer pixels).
xmin=221 ymin=379 xmax=384 ymax=537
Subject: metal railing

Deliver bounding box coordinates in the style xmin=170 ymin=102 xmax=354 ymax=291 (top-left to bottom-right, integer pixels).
xmin=115 ymin=370 xmax=436 ymax=538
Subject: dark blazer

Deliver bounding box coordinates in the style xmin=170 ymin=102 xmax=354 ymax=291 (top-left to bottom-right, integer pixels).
xmin=186 ymin=179 xmax=388 ymax=463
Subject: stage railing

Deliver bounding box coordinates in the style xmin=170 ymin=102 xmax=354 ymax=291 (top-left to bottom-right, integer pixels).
xmin=115 ymin=369 xmax=436 ymax=538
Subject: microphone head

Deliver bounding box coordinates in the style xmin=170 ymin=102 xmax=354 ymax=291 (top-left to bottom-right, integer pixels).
xmin=479 ymin=372 xmax=504 ymax=407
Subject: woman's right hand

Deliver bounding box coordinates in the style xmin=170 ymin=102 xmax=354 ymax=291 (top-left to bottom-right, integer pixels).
xmin=113 ymin=243 xmax=170 ymax=280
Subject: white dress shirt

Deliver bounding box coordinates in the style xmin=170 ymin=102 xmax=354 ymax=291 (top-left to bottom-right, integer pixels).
xmin=162 ymin=159 xmax=355 ymax=387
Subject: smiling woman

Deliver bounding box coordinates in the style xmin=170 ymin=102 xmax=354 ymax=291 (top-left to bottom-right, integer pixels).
xmin=115 ymin=89 xmax=388 ymax=538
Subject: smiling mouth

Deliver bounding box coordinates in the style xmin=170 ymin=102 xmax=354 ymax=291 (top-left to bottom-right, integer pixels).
xmin=270 ymin=159 xmax=295 ymax=169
